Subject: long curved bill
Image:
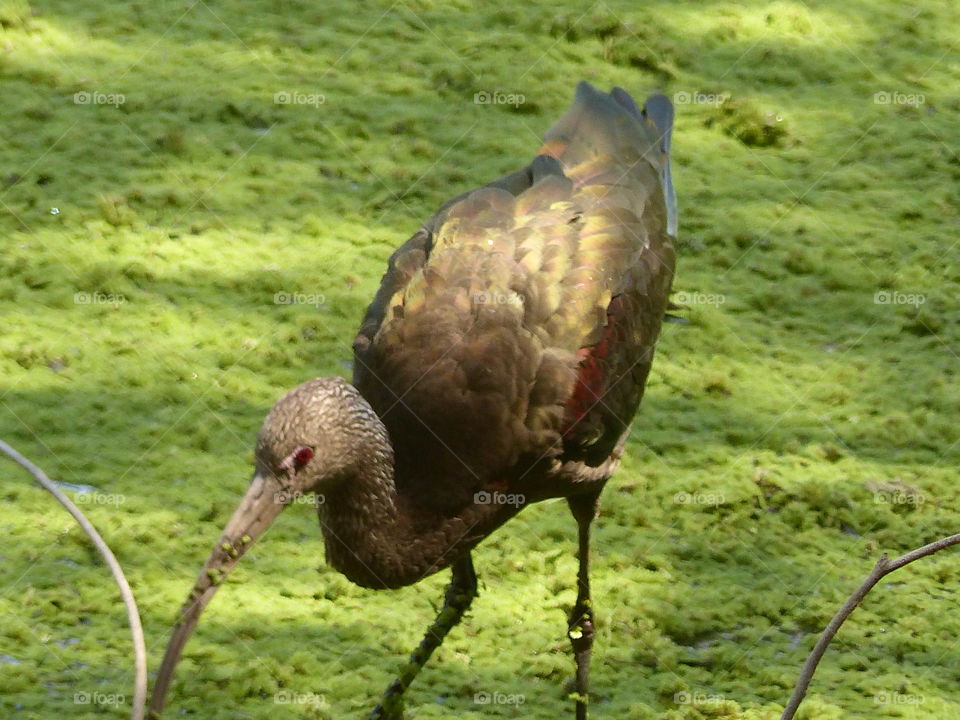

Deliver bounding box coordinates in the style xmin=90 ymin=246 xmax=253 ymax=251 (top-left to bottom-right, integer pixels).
xmin=148 ymin=472 xmax=288 ymax=717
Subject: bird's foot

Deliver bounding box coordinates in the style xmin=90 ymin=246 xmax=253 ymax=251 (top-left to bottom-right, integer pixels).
xmin=568 ymin=604 xmax=595 ymax=720
xmin=567 ymin=600 xmax=595 ymax=653
xmin=568 ymin=616 xmax=595 ymax=655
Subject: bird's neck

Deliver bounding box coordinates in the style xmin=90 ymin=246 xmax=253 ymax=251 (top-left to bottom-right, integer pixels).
xmin=316 ymin=412 xmax=517 ymax=589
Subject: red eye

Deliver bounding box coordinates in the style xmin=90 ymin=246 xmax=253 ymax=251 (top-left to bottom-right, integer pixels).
xmin=294 ymin=447 xmax=314 ymax=465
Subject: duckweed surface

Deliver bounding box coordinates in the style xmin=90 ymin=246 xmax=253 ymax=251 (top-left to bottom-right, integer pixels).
xmin=1 ymin=1 xmax=958 ymax=718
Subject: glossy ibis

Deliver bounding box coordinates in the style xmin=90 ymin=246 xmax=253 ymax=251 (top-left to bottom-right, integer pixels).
xmin=149 ymin=81 xmax=677 ymax=719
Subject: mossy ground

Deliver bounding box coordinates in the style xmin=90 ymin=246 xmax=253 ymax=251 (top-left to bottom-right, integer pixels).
xmin=1 ymin=0 xmax=958 ymax=718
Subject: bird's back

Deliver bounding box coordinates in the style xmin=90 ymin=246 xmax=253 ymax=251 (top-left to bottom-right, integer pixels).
xmin=353 ymin=82 xmax=676 ymax=512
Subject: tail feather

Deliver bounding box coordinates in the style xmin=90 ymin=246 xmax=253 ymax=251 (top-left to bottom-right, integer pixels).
xmin=641 ymin=94 xmax=677 ymax=237
xmin=610 ymin=86 xmax=643 ymax=119
xmin=539 ymin=82 xmax=677 ymax=237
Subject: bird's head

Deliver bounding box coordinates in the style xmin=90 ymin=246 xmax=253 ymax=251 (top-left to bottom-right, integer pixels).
xmin=254 ymin=376 xmax=377 ymax=494
xmin=149 ymin=376 xmax=385 ymax=716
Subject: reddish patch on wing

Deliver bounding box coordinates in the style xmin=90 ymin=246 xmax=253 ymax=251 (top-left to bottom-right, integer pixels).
xmin=562 ymin=296 xmax=622 ymax=438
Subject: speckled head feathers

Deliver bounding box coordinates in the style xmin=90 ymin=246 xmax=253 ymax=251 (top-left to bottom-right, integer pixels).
xmin=254 ymin=376 xmax=390 ymax=489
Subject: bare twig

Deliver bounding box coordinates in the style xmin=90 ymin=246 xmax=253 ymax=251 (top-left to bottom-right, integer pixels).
xmin=0 ymin=439 xmax=147 ymax=720
xmin=782 ymin=532 xmax=960 ymax=720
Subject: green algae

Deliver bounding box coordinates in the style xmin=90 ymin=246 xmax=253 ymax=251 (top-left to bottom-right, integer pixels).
xmin=1 ymin=0 xmax=958 ymax=718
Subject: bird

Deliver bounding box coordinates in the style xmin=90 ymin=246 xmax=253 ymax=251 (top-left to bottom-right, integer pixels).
xmin=148 ymin=81 xmax=677 ymax=720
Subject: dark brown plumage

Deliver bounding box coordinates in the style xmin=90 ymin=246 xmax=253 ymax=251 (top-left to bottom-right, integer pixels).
xmin=149 ymin=82 xmax=677 ymax=720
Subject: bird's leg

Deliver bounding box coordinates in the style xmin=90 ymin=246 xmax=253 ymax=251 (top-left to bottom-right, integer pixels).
xmin=567 ymin=491 xmax=601 ymax=720
xmin=367 ymin=554 xmax=478 ymax=720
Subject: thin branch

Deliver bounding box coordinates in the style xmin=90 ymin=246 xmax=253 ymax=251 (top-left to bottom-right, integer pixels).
xmin=782 ymin=531 xmax=960 ymax=720
xmin=0 ymin=439 xmax=147 ymax=720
